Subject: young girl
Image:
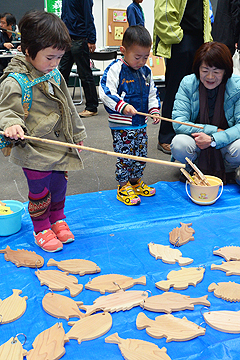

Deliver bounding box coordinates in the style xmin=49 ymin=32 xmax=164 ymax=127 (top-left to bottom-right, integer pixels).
xmin=0 ymin=10 xmax=87 ymax=252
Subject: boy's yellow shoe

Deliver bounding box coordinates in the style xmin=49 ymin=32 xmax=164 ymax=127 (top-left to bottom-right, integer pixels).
xmin=117 ymin=182 xmax=141 ymax=205
xmin=132 ymin=180 xmax=156 ymax=196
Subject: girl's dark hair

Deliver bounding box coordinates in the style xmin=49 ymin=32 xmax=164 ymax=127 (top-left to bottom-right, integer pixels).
xmin=122 ymin=25 xmax=152 ymax=48
xmin=192 ymin=42 xmax=233 ymax=82
xmin=19 ymin=10 xmax=71 ymax=60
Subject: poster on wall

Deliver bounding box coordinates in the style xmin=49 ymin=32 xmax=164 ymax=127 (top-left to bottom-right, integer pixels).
xmin=44 ymin=0 xmax=62 ymax=17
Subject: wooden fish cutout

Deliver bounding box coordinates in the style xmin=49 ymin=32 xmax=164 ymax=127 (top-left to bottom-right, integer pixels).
xmin=213 ymin=246 xmax=240 ymax=261
xmin=0 ymin=246 xmax=44 ymax=268
xmin=208 ymin=281 xmax=240 ymax=302
xmin=0 ymin=337 xmax=27 ymax=360
xmin=136 ymin=312 xmax=205 ymax=342
xmin=42 ymin=292 xmax=85 ymax=320
xmin=141 ymin=292 xmax=210 ymax=313
xmin=0 ymin=205 xmax=13 ymax=215
xmin=47 ymin=258 xmax=101 ymax=276
xmin=0 ymin=289 xmax=28 ymax=324
xmin=211 ymin=261 xmax=240 ymax=275
xmin=80 ymin=289 xmax=148 ymax=315
xmin=66 ymin=312 xmax=112 ymax=344
xmin=26 ymin=323 xmax=68 ymax=360
xmin=105 ymin=332 xmax=172 ymax=360
xmin=85 ymin=274 xmax=146 ymax=294
xmin=148 ymin=243 xmax=193 ymax=266
xmin=169 ymin=223 xmax=195 ymax=247
xmin=35 ymin=270 xmax=83 ymax=297
xmin=155 ymin=267 xmax=205 ymax=291
xmin=203 ymin=310 xmax=240 ymax=333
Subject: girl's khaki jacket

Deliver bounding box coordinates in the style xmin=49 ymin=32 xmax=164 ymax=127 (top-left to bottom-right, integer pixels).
xmin=0 ymin=55 xmax=87 ymax=171
xmin=153 ymin=0 xmax=212 ymax=59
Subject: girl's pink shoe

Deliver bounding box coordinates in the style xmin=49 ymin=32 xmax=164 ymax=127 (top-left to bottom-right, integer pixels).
xmin=34 ymin=229 xmax=63 ymax=252
xmin=51 ymin=220 xmax=75 ymax=243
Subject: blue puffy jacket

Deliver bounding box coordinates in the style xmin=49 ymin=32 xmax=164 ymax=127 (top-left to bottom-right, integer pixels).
xmin=172 ymin=73 xmax=240 ymax=149
xmin=99 ymin=58 xmax=160 ymax=128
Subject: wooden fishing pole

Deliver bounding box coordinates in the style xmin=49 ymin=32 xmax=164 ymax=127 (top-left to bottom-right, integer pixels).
xmin=0 ymin=131 xmax=185 ymax=168
xmin=0 ymin=27 xmax=21 ymax=35
xmin=136 ymin=111 xmax=204 ymax=129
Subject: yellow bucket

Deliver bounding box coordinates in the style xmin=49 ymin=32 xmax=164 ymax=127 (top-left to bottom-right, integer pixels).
xmin=186 ymin=175 xmax=223 ymax=205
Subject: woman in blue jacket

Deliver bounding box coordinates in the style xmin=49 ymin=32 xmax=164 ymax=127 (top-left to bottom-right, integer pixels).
xmin=171 ymin=41 xmax=240 ymax=184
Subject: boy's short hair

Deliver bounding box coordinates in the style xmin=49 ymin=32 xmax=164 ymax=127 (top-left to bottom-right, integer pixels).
xmin=122 ymin=25 xmax=152 ymax=49
xmin=0 ymin=13 xmax=16 ymax=26
xmin=19 ymin=10 xmax=71 ymax=60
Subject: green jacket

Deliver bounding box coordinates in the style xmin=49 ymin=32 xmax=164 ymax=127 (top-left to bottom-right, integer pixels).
xmin=153 ymin=0 xmax=212 ymax=59
xmin=0 ymin=55 xmax=87 ymax=171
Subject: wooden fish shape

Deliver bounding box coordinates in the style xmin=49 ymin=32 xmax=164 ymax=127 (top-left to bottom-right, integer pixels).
xmin=0 ymin=289 xmax=28 ymax=324
xmin=26 ymin=323 xmax=68 ymax=360
xmin=208 ymin=281 xmax=240 ymax=302
xmin=66 ymin=312 xmax=112 ymax=344
xmin=85 ymin=274 xmax=146 ymax=294
xmin=211 ymin=261 xmax=240 ymax=275
xmin=213 ymin=246 xmax=240 ymax=261
xmin=105 ymin=332 xmax=172 ymax=360
xmin=80 ymin=289 xmax=148 ymax=315
xmin=35 ymin=270 xmax=83 ymax=297
xmin=141 ymin=292 xmax=210 ymax=313
xmin=136 ymin=312 xmax=206 ymax=342
xmin=169 ymin=222 xmax=195 ymax=247
xmin=155 ymin=267 xmax=205 ymax=291
xmin=42 ymin=292 xmax=85 ymax=320
xmin=148 ymin=243 xmax=193 ymax=266
xmin=0 ymin=337 xmax=27 ymax=360
xmin=203 ymin=310 xmax=240 ymax=333
xmin=0 ymin=205 xmax=13 ymax=215
xmin=47 ymin=258 xmax=101 ymax=276
xmin=0 ymin=246 xmax=44 ymax=268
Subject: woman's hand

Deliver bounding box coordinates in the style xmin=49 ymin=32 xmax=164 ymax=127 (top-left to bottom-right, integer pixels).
xmin=191 ymin=132 xmax=211 ymax=149
xmin=4 ymin=125 xmax=24 ymax=140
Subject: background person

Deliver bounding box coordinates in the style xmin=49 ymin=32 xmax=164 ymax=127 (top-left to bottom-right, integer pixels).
xmin=0 ymin=12 xmax=16 ymax=76
xmin=127 ymin=0 xmax=145 ymax=27
xmin=171 ymin=42 xmax=240 ymax=184
xmin=59 ymin=0 xmax=98 ymax=118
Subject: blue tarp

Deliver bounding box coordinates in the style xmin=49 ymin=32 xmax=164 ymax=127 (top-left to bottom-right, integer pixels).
xmin=1 ymin=180 xmax=240 ymax=359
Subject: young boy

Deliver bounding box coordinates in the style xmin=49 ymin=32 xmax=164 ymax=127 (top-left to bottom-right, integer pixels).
xmin=99 ymin=25 xmax=161 ymax=206
xmin=127 ymin=0 xmax=145 ymax=27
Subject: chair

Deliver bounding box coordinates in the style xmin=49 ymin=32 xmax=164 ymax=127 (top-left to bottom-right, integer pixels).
xmin=69 ymin=65 xmax=83 ymax=105
xmin=90 ymin=50 xmax=118 ymax=79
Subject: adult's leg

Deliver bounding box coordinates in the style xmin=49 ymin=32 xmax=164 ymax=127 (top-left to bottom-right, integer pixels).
xmin=158 ymin=34 xmax=203 ymax=146
xmin=220 ymin=139 xmax=240 ymax=172
xmin=58 ymin=46 xmax=75 ymax=84
xmin=171 ymin=134 xmax=201 ymax=164
xmin=71 ymin=39 xmax=98 ymax=112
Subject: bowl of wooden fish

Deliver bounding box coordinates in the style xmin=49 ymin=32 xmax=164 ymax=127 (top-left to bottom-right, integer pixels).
xmin=0 ymin=200 xmax=24 ymax=236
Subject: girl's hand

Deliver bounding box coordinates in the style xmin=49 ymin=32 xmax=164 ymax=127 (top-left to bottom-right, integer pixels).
xmin=191 ymin=132 xmax=211 ymax=149
xmin=76 ymin=141 xmax=84 ymax=153
xmin=122 ymin=104 xmax=137 ymax=116
xmin=4 ymin=125 xmax=24 ymax=140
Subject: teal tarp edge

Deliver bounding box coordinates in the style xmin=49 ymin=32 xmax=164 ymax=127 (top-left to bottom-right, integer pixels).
xmin=0 ymin=180 xmax=240 ymax=359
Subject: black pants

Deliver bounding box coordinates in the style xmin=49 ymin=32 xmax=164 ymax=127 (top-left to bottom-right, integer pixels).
xmin=158 ymin=34 xmax=203 ymax=144
xmin=59 ymin=38 xmax=98 ymax=112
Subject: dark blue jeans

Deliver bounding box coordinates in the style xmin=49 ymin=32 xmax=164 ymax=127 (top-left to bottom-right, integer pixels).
xmin=59 ymin=38 xmax=98 ymax=112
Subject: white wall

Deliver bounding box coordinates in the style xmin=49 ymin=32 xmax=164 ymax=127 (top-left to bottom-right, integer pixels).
xmin=92 ymin=0 xmax=155 ymax=48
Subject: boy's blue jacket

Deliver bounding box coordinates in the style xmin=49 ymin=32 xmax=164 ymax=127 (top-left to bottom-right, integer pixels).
xmin=99 ymin=58 xmax=160 ymax=128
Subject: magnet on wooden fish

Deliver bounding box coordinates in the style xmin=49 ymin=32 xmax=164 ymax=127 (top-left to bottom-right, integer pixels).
xmin=0 ymin=246 xmax=44 ymax=268
xmin=169 ymin=223 xmax=195 ymax=247
xmin=141 ymin=292 xmax=210 ymax=313
xmin=79 ymin=289 xmax=148 ymax=315
xmin=66 ymin=312 xmax=112 ymax=344
xmin=42 ymin=292 xmax=85 ymax=320
xmin=203 ymin=310 xmax=240 ymax=333
xmin=105 ymin=332 xmax=172 ymax=360
xmin=155 ymin=266 xmax=205 ymax=291
xmin=35 ymin=269 xmax=83 ymax=297
xmin=0 ymin=289 xmax=28 ymax=324
xmin=211 ymin=260 xmax=240 ymax=275
xmin=26 ymin=323 xmax=68 ymax=360
xmin=208 ymin=281 xmax=240 ymax=302
xmin=0 ymin=335 xmax=27 ymax=360
xmin=47 ymin=258 xmax=100 ymax=276
xmin=136 ymin=312 xmax=206 ymax=342
xmin=85 ymin=274 xmax=146 ymax=294
xmin=148 ymin=243 xmax=193 ymax=266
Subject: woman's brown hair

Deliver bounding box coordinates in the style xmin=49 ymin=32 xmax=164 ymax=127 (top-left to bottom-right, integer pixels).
xmin=192 ymin=42 xmax=233 ymax=82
